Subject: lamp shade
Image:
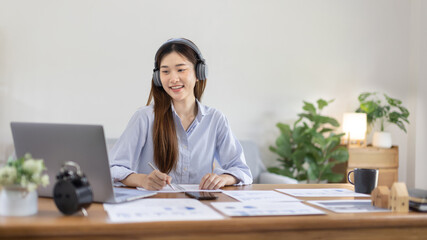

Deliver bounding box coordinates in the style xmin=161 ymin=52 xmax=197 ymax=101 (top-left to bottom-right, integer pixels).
xmin=343 ymin=113 xmax=367 ymax=140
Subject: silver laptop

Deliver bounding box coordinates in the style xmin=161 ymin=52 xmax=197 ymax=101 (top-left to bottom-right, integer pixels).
xmin=10 ymin=122 xmax=156 ymax=203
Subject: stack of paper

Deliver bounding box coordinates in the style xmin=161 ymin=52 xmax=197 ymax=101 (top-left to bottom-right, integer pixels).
xmin=215 ymin=190 xmax=324 ymax=217
xmin=276 ymin=188 xmax=370 ymax=197
xmin=211 ymin=201 xmax=325 ymax=216
xmin=104 ymin=198 xmax=224 ymax=223
xmin=223 ymin=190 xmax=300 ymax=202
xmin=308 ymin=200 xmax=390 ymax=213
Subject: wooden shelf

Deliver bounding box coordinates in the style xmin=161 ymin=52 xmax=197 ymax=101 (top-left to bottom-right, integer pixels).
xmin=333 ymin=146 xmax=399 ymax=188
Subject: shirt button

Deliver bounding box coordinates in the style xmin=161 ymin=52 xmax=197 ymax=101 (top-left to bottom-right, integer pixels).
xmin=183 ymin=145 xmax=187 ymax=149
xmin=184 ymin=168 xmax=187 ymax=171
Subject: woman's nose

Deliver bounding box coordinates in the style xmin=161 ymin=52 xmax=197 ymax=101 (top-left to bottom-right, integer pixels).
xmin=170 ymin=71 xmax=179 ymax=82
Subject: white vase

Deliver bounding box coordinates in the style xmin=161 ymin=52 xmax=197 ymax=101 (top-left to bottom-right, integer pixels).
xmin=372 ymin=131 xmax=392 ymax=148
xmin=0 ymin=187 xmax=38 ymax=216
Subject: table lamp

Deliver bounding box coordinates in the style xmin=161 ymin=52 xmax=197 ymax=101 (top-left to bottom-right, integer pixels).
xmin=342 ymin=113 xmax=367 ymax=147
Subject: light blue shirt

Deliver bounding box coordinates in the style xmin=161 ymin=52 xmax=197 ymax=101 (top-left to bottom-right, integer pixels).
xmin=109 ymin=101 xmax=253 ymax=185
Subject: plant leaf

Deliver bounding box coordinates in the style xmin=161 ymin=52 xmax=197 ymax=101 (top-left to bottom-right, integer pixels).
xmin=320 ymin=128 xmax=333 ymax=133
xmin=303 ymin=101 xmax=316 ymax=115
xmin=328 ymin=147 xmax=349 ymax=163
xmin=316 ymin=116 xmax=340 ymax=127
xmin=384 ymin=94 xmax=402 ymax=106
xmin=388 ymin=111 xmax=400 ymax=123
xmin=358 ymin=92 xmax=373 ymax=102
xmin=267 ymin=167 xmax=294 ymax=179
xmin=307 ymin=158 xmax=319 ymax=181
xmin=398 ymin=106 xmax=410 ymax=118
xmin=312 ymin=132 xmax=326 ymax=148
xmin=396 ymin=121 xmax=407 ymax=133
xmin=292 ymin=126 xmax=307 ymax=142
xmin=269 ymin=146 xmax=278 ymax=154
xmin=322 ymin=172 xmax=344 ymax=183
xmin=317 ymin=99 xmax=328 ymax=110
xmin=298 ymin=113 xmax=314 ymax=122
xmin=277 ymin=123 xmax=291 ymax=136
xmin=360 ymin=101 xmax=377 ymax=114
xmin=274 ymin=134 xmax=292 ymax=158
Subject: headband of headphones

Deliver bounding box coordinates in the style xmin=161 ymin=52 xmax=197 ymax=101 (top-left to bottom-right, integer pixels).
xmin=152 ymin=38 xmax=208 ymax=87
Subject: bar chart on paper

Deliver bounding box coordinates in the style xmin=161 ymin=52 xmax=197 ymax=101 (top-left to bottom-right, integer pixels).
xmin=211 ymin=201 xmax=325 ymax=217
xmin=104 ymin=199 xmax=224 ymax=223
xmin=222 ymin=190 xmax=300 ymax=202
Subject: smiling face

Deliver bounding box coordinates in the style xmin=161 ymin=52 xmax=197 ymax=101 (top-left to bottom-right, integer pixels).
xmin=159 ymin=51 xmax=198 ymax=104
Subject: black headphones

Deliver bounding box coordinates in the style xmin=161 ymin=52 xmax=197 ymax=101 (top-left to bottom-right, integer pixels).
xmin=152 ymin=38 xmax=208 ymax=87
xmin=53 ymin=161 xmax=93 ymax=215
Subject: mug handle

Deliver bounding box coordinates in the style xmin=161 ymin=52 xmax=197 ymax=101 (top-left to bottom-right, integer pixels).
xmin=347 ymin=170 xmax=355 ymax=185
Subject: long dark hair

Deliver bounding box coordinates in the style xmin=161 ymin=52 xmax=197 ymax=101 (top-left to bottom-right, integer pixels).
xmin=146 ymin=40 xmax=207 ymax=173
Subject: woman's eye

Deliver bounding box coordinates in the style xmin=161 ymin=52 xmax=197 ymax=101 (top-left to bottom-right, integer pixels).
xmin=178 ymin=69 xmax=186 ymax=72
xmin=161 ymin=71 xmax=169 ymax=74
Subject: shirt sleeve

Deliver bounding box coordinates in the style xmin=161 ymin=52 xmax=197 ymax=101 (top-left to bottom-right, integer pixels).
xmin=213 ymin=113 xmax=253 ymax=185
xmin=109 ymin=110 xmax=148 ymax=183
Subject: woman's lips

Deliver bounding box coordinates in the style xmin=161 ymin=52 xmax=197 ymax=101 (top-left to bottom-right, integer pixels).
xmin=170 ymin=85 xmax=184 ymax=92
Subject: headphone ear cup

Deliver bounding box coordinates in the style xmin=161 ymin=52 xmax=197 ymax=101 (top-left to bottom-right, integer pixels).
xmin=153 ymin=70 xmax=161 ymax=87
xmin=196 ymin=63 xmax=208 ymax=80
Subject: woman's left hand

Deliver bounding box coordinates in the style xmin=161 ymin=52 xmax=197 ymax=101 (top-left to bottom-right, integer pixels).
xmin=199 ymin=173 xmax=237 ymax=190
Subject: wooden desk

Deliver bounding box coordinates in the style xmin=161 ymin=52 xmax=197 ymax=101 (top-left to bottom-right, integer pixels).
xmin=1 ymin=184 xmax=426 ymax=240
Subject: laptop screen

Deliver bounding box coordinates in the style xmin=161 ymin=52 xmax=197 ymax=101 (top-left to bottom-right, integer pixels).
xmin=11 ymin=122 xmax=117 ymax=203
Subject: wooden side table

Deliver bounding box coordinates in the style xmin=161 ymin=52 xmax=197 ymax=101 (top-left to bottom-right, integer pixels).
xmin=346 ymin=146 xmax=399 ymax=188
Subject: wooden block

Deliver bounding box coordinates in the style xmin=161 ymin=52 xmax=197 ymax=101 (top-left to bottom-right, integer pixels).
xmin=389 ymin=182 xmax=409 ymax=213
xmin=371 ymin=186 xmax=390 ymax=209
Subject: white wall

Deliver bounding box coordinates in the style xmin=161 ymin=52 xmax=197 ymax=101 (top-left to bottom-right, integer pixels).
xmin=0 ymin=0 xmax=423 ymax=186
xmin=411 ymin=0 xmax=427 ymax=189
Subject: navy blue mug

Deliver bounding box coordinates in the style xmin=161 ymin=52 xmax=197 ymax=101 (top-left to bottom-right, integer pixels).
xmin=348 ymin=168 xmax=379 ymax=194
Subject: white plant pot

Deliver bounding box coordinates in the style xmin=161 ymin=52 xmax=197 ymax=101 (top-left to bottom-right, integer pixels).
xmin=372 ymin=131 xmax=392 ymax=148
xmin=0 ymin=187 xmax=38 ymax=216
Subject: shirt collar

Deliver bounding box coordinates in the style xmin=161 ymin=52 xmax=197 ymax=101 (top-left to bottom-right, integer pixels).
xmin=195 ymin=99 xmax=206 ymax=122
xmin=170 ymin=99 xmax=206 ymax=121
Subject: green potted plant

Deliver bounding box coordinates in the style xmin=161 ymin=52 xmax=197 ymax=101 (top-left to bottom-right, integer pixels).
xmin=0 ymin=154 xmax=49 ymax=216
xmin=356 ymin=92 xmax=410 ymax=148
xmin=268 ymin=99 xmax=349 ymax=183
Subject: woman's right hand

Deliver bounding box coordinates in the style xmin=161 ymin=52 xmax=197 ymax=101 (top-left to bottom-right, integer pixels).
xmin=122 ymin=171 xmax=172 ymax=190
xmin=142 ymin=170 xmax=172 ymax=190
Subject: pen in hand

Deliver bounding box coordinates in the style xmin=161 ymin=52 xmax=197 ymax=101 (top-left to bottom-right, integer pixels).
xmin=148 ymin=162 xmax=176 ymax=190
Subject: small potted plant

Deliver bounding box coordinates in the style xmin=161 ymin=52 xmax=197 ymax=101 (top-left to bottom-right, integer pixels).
xmin=269 ymin=99 xmax=349 ymax=183
xmin=0 ymin=154 xmax=49 ymax=216
xmin=356 ymin=92 xmax=410 ymax=148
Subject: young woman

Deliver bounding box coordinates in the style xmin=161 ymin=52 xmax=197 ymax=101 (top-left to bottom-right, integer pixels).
xmin=109 ymin=38 xmax=252 ymax=190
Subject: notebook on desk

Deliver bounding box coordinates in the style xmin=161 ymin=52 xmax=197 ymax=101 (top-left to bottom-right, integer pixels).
xmin=10 ymin=122 xmax=156 ymax=203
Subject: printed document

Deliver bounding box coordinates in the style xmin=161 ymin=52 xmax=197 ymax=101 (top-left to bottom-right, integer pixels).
xmin=211 ymin=201 xmax=325 ymax=216
xmin=308 ymin=200 xmax=390 ymax=213
xmin=223 ymin=190 xmax=300 ymax=202
xmin=104 ymin=198 xmax=224 ymax=223
xmin=276 ymin=188 xmax=370 ymax=197
xmin=137 ymin=184 xmax=222 ymax=193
